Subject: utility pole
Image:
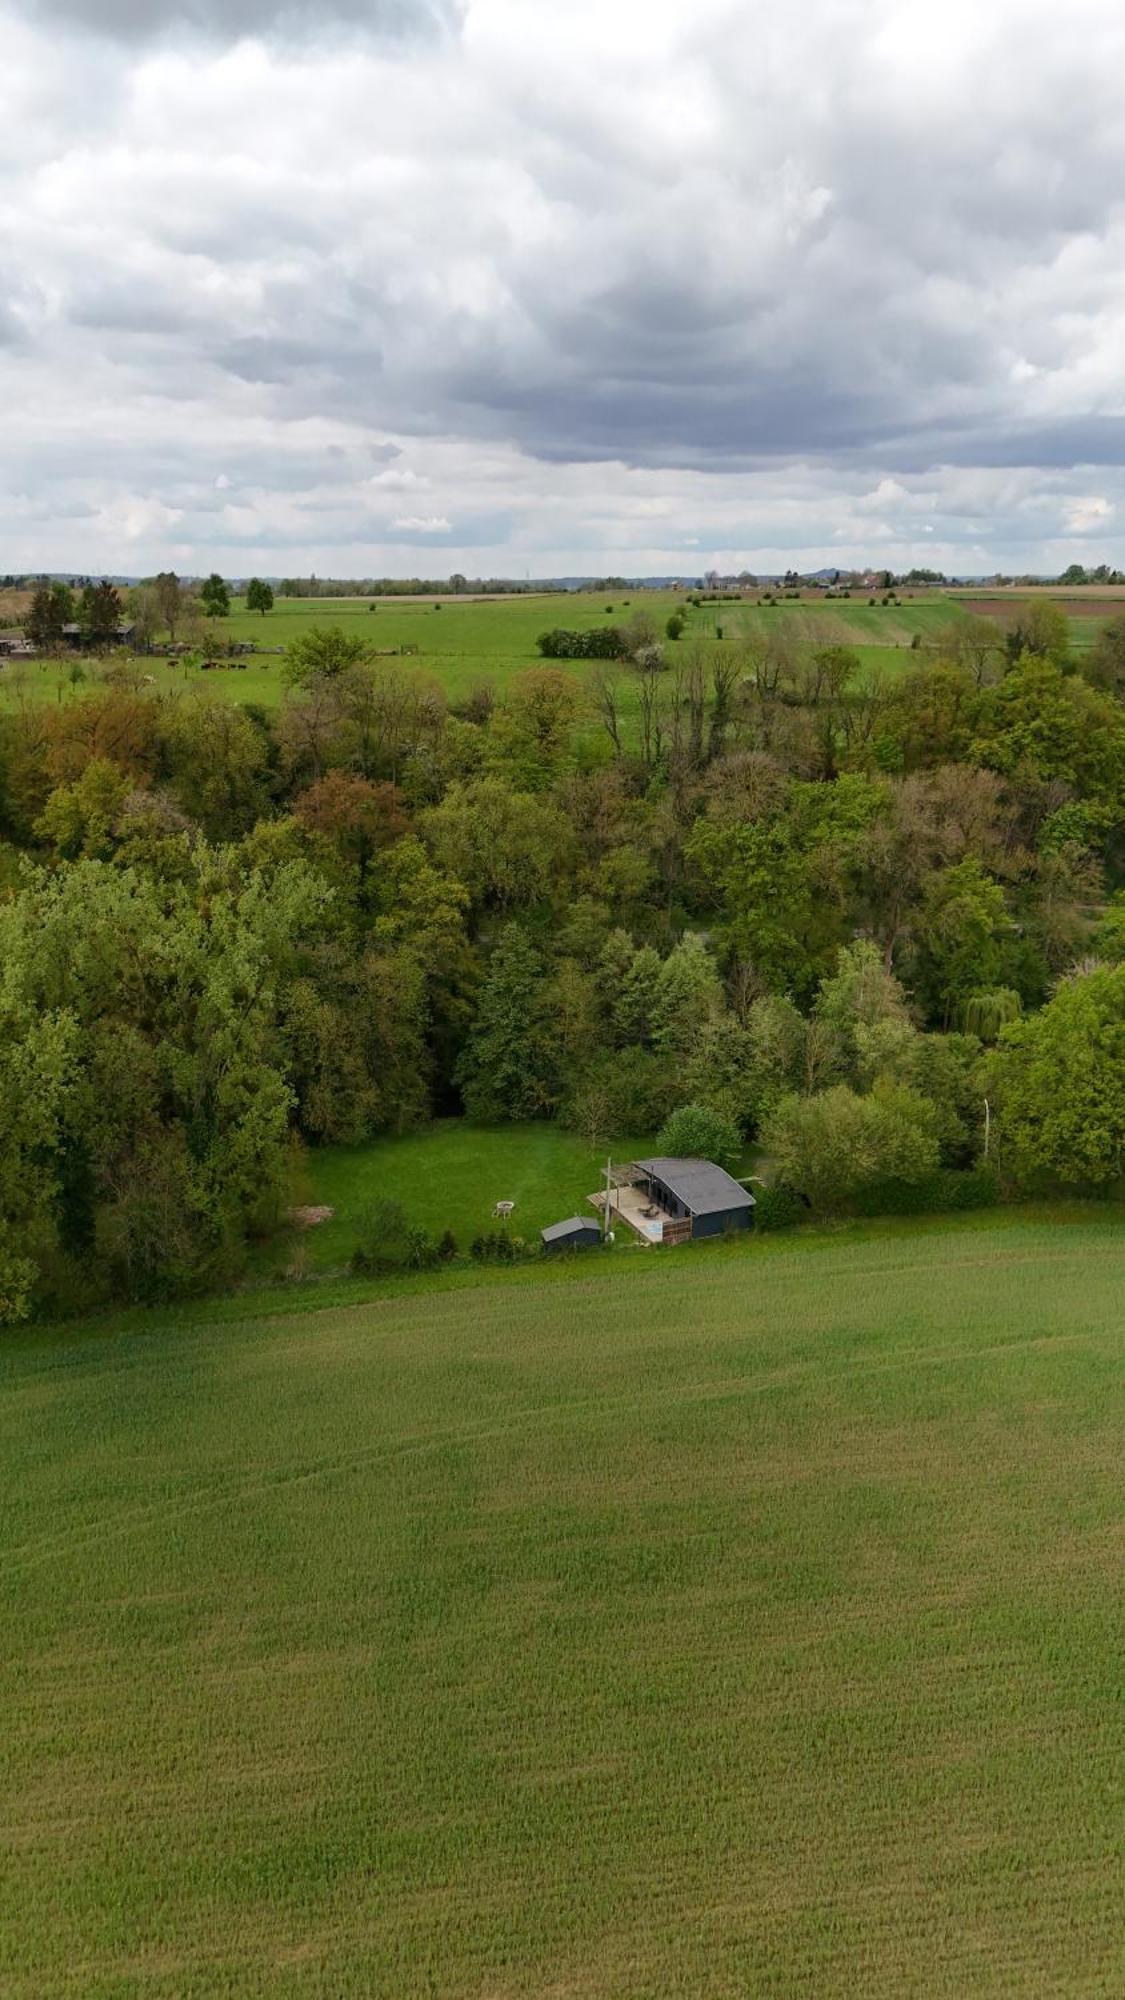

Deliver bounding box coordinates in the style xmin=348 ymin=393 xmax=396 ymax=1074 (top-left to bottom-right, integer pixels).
xmin=983 ymin=1096 xmax=991 ymax=1159
xmin=603 ymin=1156 xmax=613 ymax=1238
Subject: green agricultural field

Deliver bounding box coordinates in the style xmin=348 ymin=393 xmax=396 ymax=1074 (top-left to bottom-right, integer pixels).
xmin=0 ymin=586 xmax=1114 ymax=724
xmin=0 ymin=590 xmax=969 ymax=720
xmin=4 ymin=1211 xmax=1125 ymax=1997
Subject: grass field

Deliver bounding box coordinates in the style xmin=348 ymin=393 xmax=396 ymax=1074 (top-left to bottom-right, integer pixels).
xmin=4 ymin=1210 xmax=1125 ymax=1996
xmin=0 ymin=590 xmax=977 ymax=718
xmin=284 ymin=1120 xmax=660 ymax=1273
xmin=1 ymin=586 xmax=1115 ymax=729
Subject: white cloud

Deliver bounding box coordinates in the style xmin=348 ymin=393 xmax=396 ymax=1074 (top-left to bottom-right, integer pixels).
xmin=1066 ymin=494 xmax=1114 ymax=533
xmin=4 ymin=0 xmax=1125 ymax=572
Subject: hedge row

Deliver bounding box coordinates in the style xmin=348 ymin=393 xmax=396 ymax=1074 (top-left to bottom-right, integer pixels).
xmin=536 ymin=627 xmax=628 ymax=659
xmin=756 ymin=1167 xmax=999 ymax=1230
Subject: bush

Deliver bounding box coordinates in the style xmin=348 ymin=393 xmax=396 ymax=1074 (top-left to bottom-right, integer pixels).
xmin=469 ymin=1231 xmax=528 ymax=1264
xmin=349 ymin=1197 xmax=412 ymax=1275
xmin=656 ymin=1101 xmax=743 ymax=1170
xmin=437 ymin=1229 xmax=458 ymax=1261
xmin=851 ymin=1166 xmax=999 ymax=1218
xmin=761 ymin=1083 xmax=941 ymax=1214
xmin=536 ymin=626 xmax=627 ymax=660
xmin=405 ymin=1225 xmax=439 ymax=1269
xmin=666 ymin=613 xmax=686 ymax=640
xmin=753 ymin=1183 xmax=807 ymax=1231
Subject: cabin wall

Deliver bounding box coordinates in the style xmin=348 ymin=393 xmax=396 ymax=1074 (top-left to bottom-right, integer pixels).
xmin=690 ymin=1208 xmax=754 ymax=1239
xmin=543 ymin=1226 xmax=601 ymax=1255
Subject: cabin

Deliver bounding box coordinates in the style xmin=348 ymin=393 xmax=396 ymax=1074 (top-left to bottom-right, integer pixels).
xmin=0 ymin=631 xmax=33 ymax=658
xmin=61 ymin=622 xmax=137 ymax=652
xmin=541 ymin=1216 xmax=602 ymax=1256
xmin=596 ymin=1157 xmax=754 ymax=1245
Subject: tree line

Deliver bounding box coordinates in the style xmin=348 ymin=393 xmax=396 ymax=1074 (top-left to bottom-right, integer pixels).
xmin=0 ymin=607 xmax=1123 ymax=1319
xmin=23 ymin=572 xmax=274 ymax=653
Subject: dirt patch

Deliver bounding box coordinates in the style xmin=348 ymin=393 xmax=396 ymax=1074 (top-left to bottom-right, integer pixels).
xmin=288 ymin=1205 xmax=334 ymax=1229
xmin=960 ymin=594 xmax=1123 ymax=620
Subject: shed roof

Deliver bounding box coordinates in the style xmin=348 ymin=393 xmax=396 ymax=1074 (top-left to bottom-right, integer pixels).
xmin=541 ymin=1215 xmax=601 ymax=1243
xmin=633 ymin=1157 xmax=755 ymax=1217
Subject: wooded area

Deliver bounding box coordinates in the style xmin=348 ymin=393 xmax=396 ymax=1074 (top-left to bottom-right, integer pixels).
xmin=1 ymin=608 xmax=1123 ymax=1319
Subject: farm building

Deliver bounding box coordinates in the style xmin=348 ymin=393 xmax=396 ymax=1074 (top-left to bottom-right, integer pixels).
xmin=594 ymin=1157 xmax=755 ymax=1245
xmin=541 ymin=1216 xmax=602 ymax=1255
xmin=60 ymin=622 xmax=137 ymax=651
xmin=0 ymin=631 xmax=33 ymax=658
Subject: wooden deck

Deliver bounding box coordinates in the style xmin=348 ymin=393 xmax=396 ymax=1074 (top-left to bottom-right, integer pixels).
xmin=589 ymin=1184 xmax=691 ymax=1247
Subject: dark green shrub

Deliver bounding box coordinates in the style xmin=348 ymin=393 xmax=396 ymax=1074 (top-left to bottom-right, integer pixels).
xmin=536 ymin=627 xmax=626 ymax=660
xmin=754 ymin=1184 xmax=807 ymax=1231
xmin=405 ymin=1225 xmax=439 ymax=1269
xmin=437 ymin=1229 xmax=458 ymax=1261
xmin=349 ymin=1198 xmax=412 ymax=1275
xmin=943 ymin=1165 xmax=1000 ymax=1209
xmin=469 ymin=1230 xmax=520 ymax=1264
xmin=852 ymin=1167 xmax=999 ymax=1218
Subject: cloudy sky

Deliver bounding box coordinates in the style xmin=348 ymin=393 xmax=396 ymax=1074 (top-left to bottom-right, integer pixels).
xmin=4 ymin=0 xmax=1125 ymax=577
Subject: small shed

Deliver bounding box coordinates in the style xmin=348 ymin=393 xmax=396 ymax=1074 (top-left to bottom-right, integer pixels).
xmin=541 ymin=1216 xmax=602 ymax=1256
xmin=632 ymin=1157 xmax=755 ymax=1240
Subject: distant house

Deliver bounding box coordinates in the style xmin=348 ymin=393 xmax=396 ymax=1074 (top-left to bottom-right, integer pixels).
xmin=597 ymin=1157 xmax=755 ymax=1245
xmin=541 ymin=1216 xmax=602 ymax=1255
xmin=0 ymin=630 xmax=33 ymax=658
xmin=61 ymin=622 xmax=137 ymax=652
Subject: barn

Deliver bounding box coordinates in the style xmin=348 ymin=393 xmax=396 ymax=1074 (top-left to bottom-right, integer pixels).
xmin=630 ymin=1158 xmax=755 ymax=1241
xmin=541 ymin=1216 xmax=602 ymax=1255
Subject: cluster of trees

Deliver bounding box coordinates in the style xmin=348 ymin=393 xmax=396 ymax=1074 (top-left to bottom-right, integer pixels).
xmin=26 ymin=579 xmax=122 ymax=649
xmin=23 ymin=572 xmax=275 ymax=652
xmin=536 ymin=625 xmax=630 ymax=660
xmin=277 ymin=576 xmax=533 ymax=598
xmin=1056 ymin=564 xmax=1123 ymax=586
xmin=0 ymin=606 xmax=1123 ymax=1320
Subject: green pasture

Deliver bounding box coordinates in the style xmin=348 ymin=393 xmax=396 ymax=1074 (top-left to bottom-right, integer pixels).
xmin=0 ymin=587 xmax=1112 ymax=724
xmin=3 ymin=1210 xmax=1125 ymax=1996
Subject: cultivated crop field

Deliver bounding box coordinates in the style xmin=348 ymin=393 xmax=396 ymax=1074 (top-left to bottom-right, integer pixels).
xmin=4 ymin=1213 xmax=1125 ymax=1997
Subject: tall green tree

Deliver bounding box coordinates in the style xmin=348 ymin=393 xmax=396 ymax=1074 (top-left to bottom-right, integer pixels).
xmin=200 ymin=573 xmax=231 ymax=618
xmin=762 ymin=1083 xmax=941 ymax=1213
xmin=995 ymin=963 xmax=1125 ymax=1186
xmin=25 ymin=586 xmax=64 ymax=652
xmin=455 ymin=923 xmax=555 ymax=1121
xmin=88 ymin=579 xmax=122 ymax=646
xmin=154 ymin=572 xmax=183 ymax=641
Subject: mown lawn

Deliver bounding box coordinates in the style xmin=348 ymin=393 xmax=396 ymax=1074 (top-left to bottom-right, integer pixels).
xmin=286 ymin=1119 xmax=658 ymax=1271
xmin=3 ymin=1211 xmax=1125 ymax=1997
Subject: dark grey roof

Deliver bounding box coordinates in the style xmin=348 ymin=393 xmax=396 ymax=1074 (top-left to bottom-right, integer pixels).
xmin=541 ymin=1216 xmax=600 ymax=1243
xmin=633 ymin=1157 xmax=755 ymax=1217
